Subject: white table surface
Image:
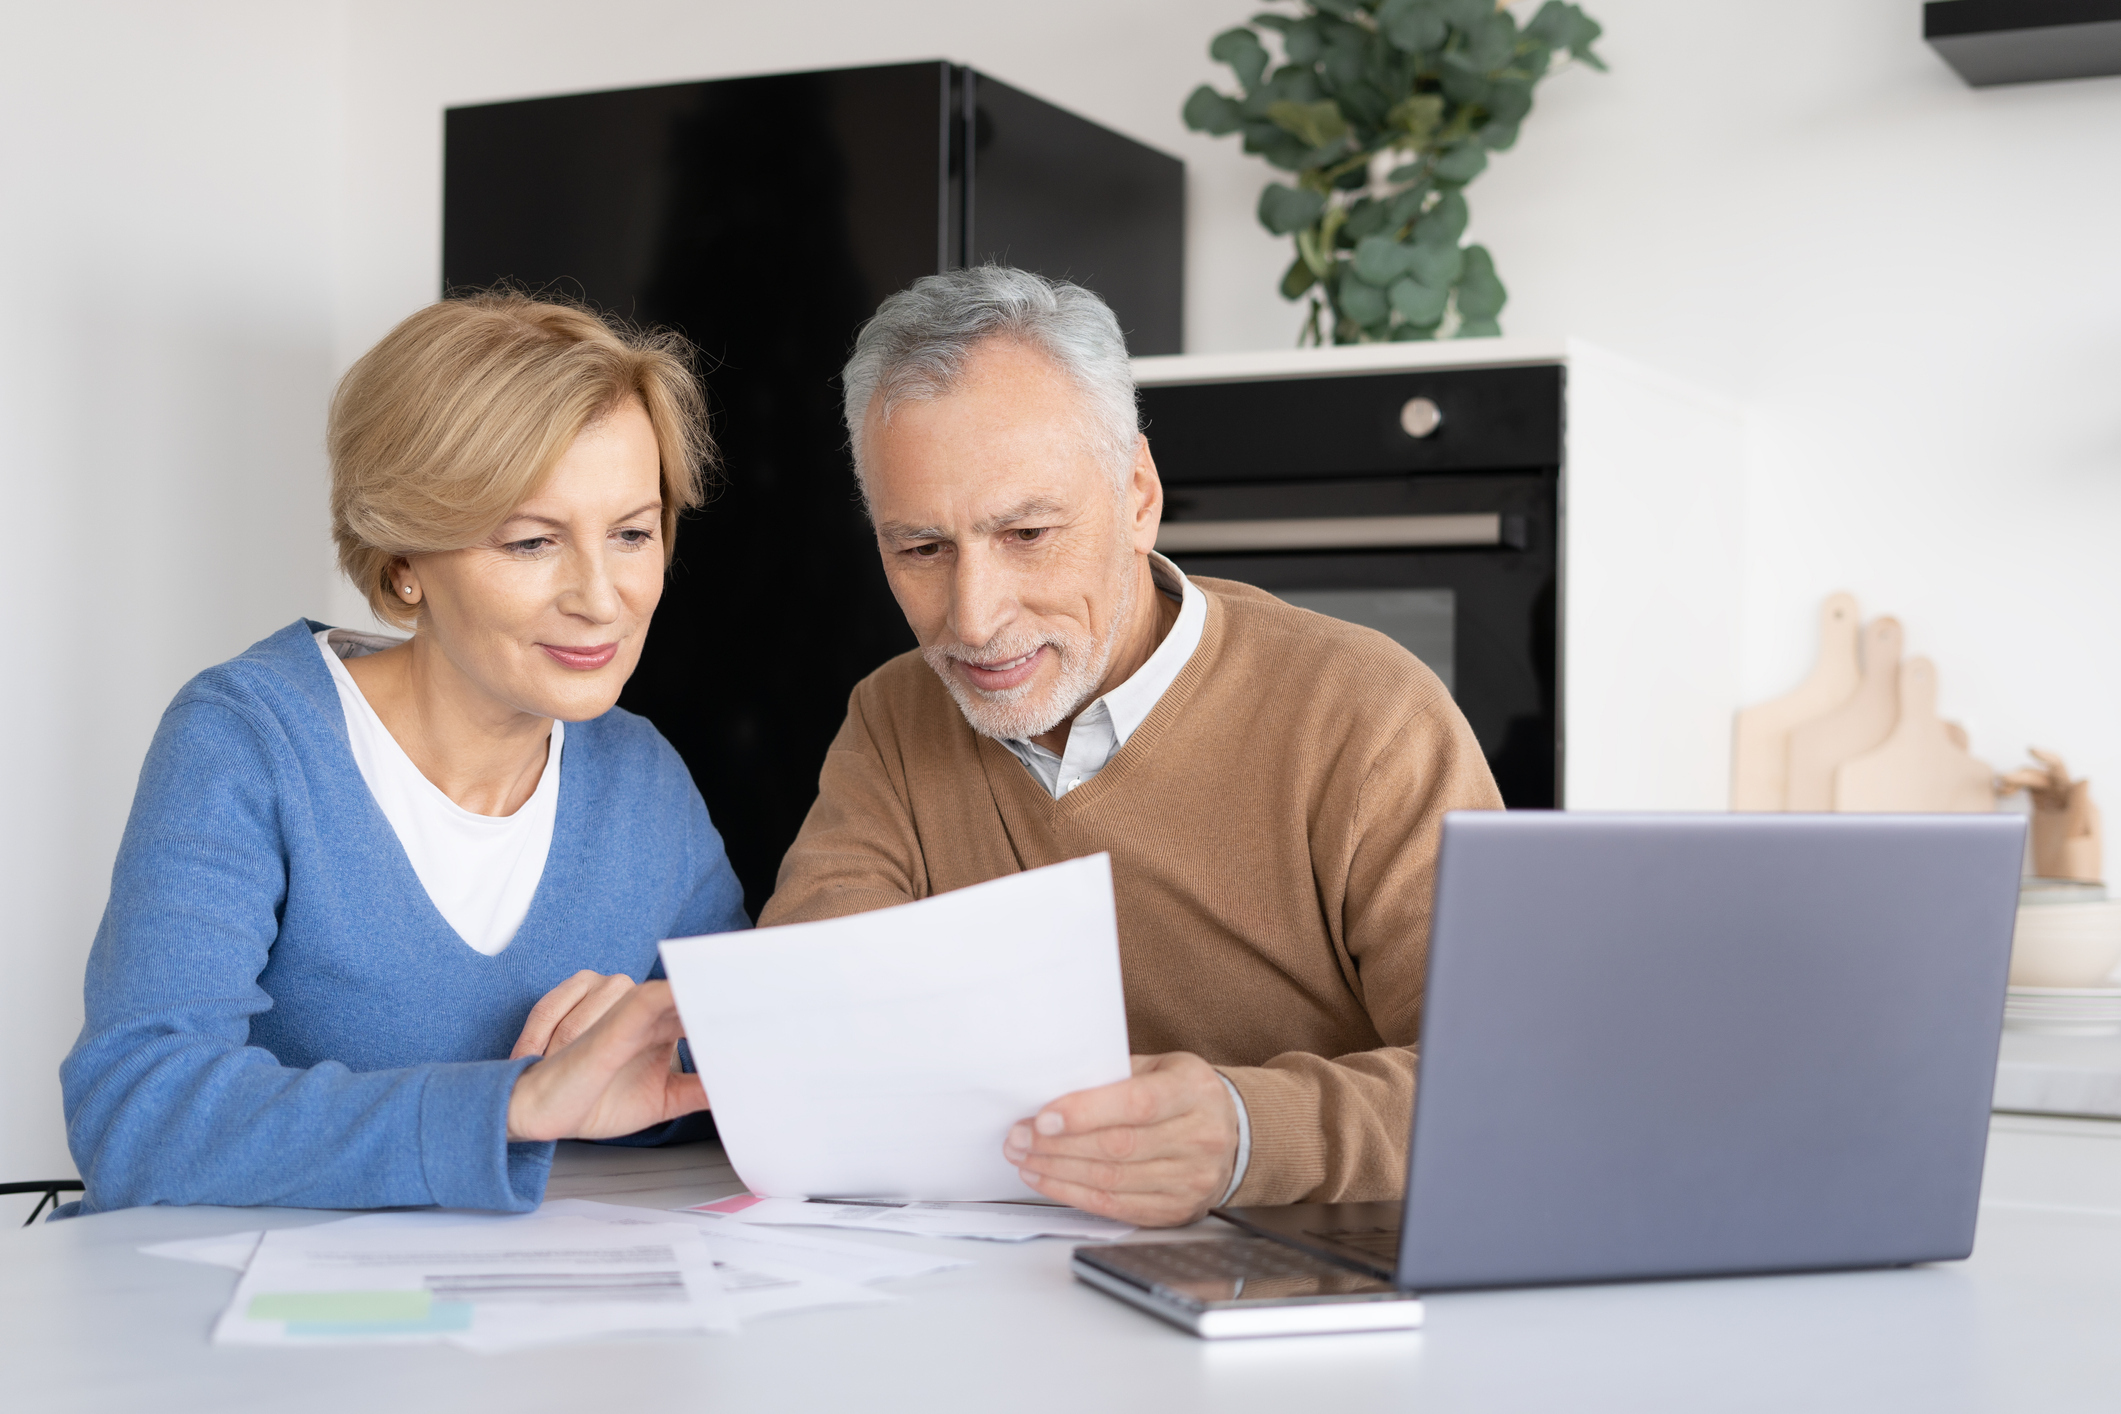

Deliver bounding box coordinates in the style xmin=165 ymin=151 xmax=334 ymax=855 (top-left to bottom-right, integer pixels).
xmin=11 ymin=1115 xmax=2121 ymax=1414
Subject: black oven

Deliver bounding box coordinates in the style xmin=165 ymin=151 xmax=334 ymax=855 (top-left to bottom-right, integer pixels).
xmin=1137 ymin=362 xmax=1561 ymax=808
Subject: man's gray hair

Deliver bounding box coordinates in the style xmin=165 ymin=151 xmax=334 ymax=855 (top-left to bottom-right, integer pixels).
xmin=841 ymin=266 xmax=1140 ymax=494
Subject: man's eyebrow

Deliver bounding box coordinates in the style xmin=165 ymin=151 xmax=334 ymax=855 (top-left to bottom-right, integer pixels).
xmin=875 ymin=497 xmax=1068 ymax=543
xmin=972 ymin=497 xmax=1068 ymax=535
xmin=876 ymin=519 xmax=948 ymax=542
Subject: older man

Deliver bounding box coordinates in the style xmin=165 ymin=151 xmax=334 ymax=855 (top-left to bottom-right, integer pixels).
xmin=761 ymin=267 xmax=1503 ymax=1227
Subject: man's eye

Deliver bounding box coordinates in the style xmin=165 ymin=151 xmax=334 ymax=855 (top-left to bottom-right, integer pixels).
xmin=1011 ymin=528 xmax=1045 ymax=543
xmin=909 ymin=543 xmax=944 ymax=559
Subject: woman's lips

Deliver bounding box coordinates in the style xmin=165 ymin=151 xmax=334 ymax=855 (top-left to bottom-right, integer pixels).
xmin=957 ymin=645 xmax=1046 ymax=693
xmin=539 ymin=642 xmax=619 ymax=671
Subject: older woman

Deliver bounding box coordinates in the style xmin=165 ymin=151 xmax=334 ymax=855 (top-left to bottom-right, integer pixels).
xmin=60 ymin=293 xmax=747 ymax=1214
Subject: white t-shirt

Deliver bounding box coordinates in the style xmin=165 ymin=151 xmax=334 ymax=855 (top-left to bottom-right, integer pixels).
xmin=315 ymin=629 xmax=560 ymax=956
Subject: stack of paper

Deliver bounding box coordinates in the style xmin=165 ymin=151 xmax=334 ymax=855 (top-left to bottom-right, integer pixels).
xmin=211 ymin=1212 xmax=731 ymax=1351
xmin=149 ymin=1200 xmax=976 ymax=1349
xmin=660 ymin=854 xmax=1132 ymax=1204
xmin=694 ymin=1194 xmax=1135 ymax=1243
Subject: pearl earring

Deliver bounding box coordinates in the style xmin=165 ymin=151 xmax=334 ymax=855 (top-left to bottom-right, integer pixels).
xmin=403 ymin=585 xmax=415 ymax=597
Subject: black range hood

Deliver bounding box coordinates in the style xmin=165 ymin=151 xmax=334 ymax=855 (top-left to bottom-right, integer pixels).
xmin=1925 ymin=0 xmax=2121 ymax=86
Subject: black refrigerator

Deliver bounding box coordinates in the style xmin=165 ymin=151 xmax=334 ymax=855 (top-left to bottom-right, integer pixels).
xmin=443 ymin=61 xmax=1185 ymax=915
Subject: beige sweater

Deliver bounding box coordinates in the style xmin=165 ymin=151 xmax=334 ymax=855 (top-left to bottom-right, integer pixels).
xmin=760 ymin=576 xmax=1505 ymax=1203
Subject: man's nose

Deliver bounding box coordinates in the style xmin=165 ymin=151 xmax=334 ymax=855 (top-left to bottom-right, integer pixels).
xmin=948 ymin=544 xmax=1016 ymax=650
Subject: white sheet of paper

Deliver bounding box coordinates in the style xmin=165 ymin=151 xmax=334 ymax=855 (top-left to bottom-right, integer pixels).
xmin=536 ymin=1200 xmax=899 ymax=1321
xmin=704 ymin=1196 xmax=1136 ymax=1242
xmin=141 ymin=1230 xmax=263 ymax=1272
xmin=661 ymin=853 xmax=1132 ymax=1202
xmin=212 ymin=1213 xmax=734 ymax=1351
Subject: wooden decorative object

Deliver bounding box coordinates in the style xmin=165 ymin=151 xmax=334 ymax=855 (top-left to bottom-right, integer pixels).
xmin=2000 ymin=750 xmax=2105 ymax=882
xmin=1835 ymin=657 xmax=1994 ymax=813
xmin=1785 ymin=617 xmax=1903 ymax=811
xmin=1731 ymin=592 xmax=1861 ymax=810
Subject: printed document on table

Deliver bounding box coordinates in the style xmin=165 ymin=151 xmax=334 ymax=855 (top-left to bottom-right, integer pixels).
xmin=212 ymin=1212 xmax=734 ymax=1350
xmin=661 ymin=853 xmax=1131 ymax=1202
xmin=696 ymin=1194 xmax=1136 ymax=1242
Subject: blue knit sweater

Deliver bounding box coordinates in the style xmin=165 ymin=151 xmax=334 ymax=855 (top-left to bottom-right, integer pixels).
xmin=60 ymin=620 xmax=749 ymax=1214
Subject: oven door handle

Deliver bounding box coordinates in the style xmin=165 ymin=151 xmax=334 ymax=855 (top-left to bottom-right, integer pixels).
xmin=1156 ymin=513 xmax=1525 ymax=554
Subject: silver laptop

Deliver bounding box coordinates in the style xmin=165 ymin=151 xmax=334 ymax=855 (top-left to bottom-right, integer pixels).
xmin=1073 ymin=811 xmax=2025 ymax=1336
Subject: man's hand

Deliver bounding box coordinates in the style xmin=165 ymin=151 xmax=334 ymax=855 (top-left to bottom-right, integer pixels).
xmin=504 ymin=981 xmax=706 ymax=1142
xmin=510 ymin=970 xmax=637 ymax=1059
xmin=1003 ymin=1052 xmax=1238 ymax=1228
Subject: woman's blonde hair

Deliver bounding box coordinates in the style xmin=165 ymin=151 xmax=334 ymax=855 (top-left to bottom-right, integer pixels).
xmin=330 ymin=291 xmax=714 ymax=627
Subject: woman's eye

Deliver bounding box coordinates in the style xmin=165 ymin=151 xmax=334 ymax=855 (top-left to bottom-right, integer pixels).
xmin=615 ymin=528 xmax=654 ymax=548
xmin=505 ymin=537 xmax=554 ymax=554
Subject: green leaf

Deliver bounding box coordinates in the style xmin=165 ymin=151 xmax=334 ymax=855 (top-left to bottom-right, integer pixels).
xmin=1384 ymin=92 xmax=1445 ymax=147
xmin=1391 ymin=322 xmax=1439 ymax=342
xmin=1415 ymin=189 xmax=1469 ymax=246
xmin=1210 ymin=27 xmax=1271 ymax=94
xmin=1386 ymin=161 xmax=1424 ymax=184
xmin=1266 ymin=99 xmax=1348 ymax=149
xmin=1352 ymin=234 xmax=1413 ymax=287
xmin=1377 ymin=0 xmax=1447 ymax=54
xmin=1280 ymin=255 xmax=1318 ymax=300
xmin=1342 ymin=197 xmax=1390 ymax=242
xmin=1335 ymin=274 xmax=1390 ymax=328
xmin=1431 ymin=142 xmax=1487 ymax=186
xmin=1258 ymin=183 xmax=1328 ymax=235
xmin=1322 ymin=26 xmax=1368 ymax=87
xmin=1484 ymin=80 xmax=1533 ymax=128
xmin=1454 ymin=244 xmax=1507 ymax=319
xmin=1250 ymin=13 xmax=1296 ymax=34
xmin=1455 ymin=316 xmax=1503 ymax=338
xmin=1438 ymin=62 xmax=1490 ymax=106
xmin=1386 ymin=183 xmax=1430 ymax=228
xmin=1405 ymin=241 xmax=1463 ymax=288
xmin=1281 ymin=16 xmax=1325 ymax=65
xmin=1481 ymin=120 xmax=1522 ymax=151
xmin=1458 ymin=9 xmax=1518 ymax=71
xmin=1331 ymin=163 xmax=1370 ymax=190
xmin=1526 ymin=1 xmax=1605 ymax=68
xmin=1389 ymin=277 xmax=1450 ymax=327
xmin=1182 ymin=85 xmax=1245 ymax=136
xmin=1440 ymin=0 xmax=1492 ymax=28
xmin=1311 ymin=0 xmax=1366 ymax=18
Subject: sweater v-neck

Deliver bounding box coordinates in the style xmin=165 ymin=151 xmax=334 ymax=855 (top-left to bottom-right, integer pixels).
xmin=977 ymin=591 xmax=1227 ymax=828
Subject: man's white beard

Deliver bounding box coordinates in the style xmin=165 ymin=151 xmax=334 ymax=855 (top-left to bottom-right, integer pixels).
xmin=923 ymin=559 xmax=1139 ymax=743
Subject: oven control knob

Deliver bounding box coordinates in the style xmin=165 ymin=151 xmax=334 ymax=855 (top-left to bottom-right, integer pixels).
xmin=1400 ymin=397 xmax=1443 ymax=439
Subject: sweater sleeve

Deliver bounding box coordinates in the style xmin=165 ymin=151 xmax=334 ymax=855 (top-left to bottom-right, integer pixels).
xmin=758 ymin=684 xmax=930 ymax=926
xmin=60 ymin=699 xmax=547 ymax=1214
xmin=1219 ymin=695 xmax=1504 ymax=1205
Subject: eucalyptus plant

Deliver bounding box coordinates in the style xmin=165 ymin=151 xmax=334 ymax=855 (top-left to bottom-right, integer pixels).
xmin=1183 ymin=0 xmax=1603 ymax=344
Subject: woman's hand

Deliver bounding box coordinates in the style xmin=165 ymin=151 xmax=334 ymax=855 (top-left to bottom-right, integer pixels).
xmin=504 ymin=981 xmax=707 ymax=1142
xmin=511 ymin=970 xmax=637 ymax=1059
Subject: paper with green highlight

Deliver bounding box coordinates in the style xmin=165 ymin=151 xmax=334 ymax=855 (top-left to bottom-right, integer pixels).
xmin=214 ymin=1212 xmax=732 ymax=1350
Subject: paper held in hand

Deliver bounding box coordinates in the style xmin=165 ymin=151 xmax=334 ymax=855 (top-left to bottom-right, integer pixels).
xmin=660 ymin=853 xmax=1132 ymax=1203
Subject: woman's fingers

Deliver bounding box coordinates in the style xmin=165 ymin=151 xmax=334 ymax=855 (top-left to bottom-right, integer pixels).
xmin=548 ymin=973 xmax=636 ymax=1053
xmin=510 ymin=971 xmax=639 ymax=1059
xmin=505 ymin=982 xmax=704 ymax=1142
xmin=511 ymin=970 xmax=602 ymax=1060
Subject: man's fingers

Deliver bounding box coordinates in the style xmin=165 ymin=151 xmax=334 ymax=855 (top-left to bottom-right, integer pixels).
xmin=1015 ymin=1151 xmax=1202 ymax=1195
xmin=1016 ymin=1169 xmax=1201 ymax=1229
xmin=1034 ymin=1069 xmax=1188 ymax=1139
xmin=510 ymin=970 xmax=602 ymax=1060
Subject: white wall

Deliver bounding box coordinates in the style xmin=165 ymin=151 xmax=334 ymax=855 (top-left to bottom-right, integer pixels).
xmin=1465 ymin=0 xmax=2121 ymax=836
xmin=0 ymin=2 xmax=346 ymax=1180
xmin=7 ymin=0 xmax=2118 ymax=1182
